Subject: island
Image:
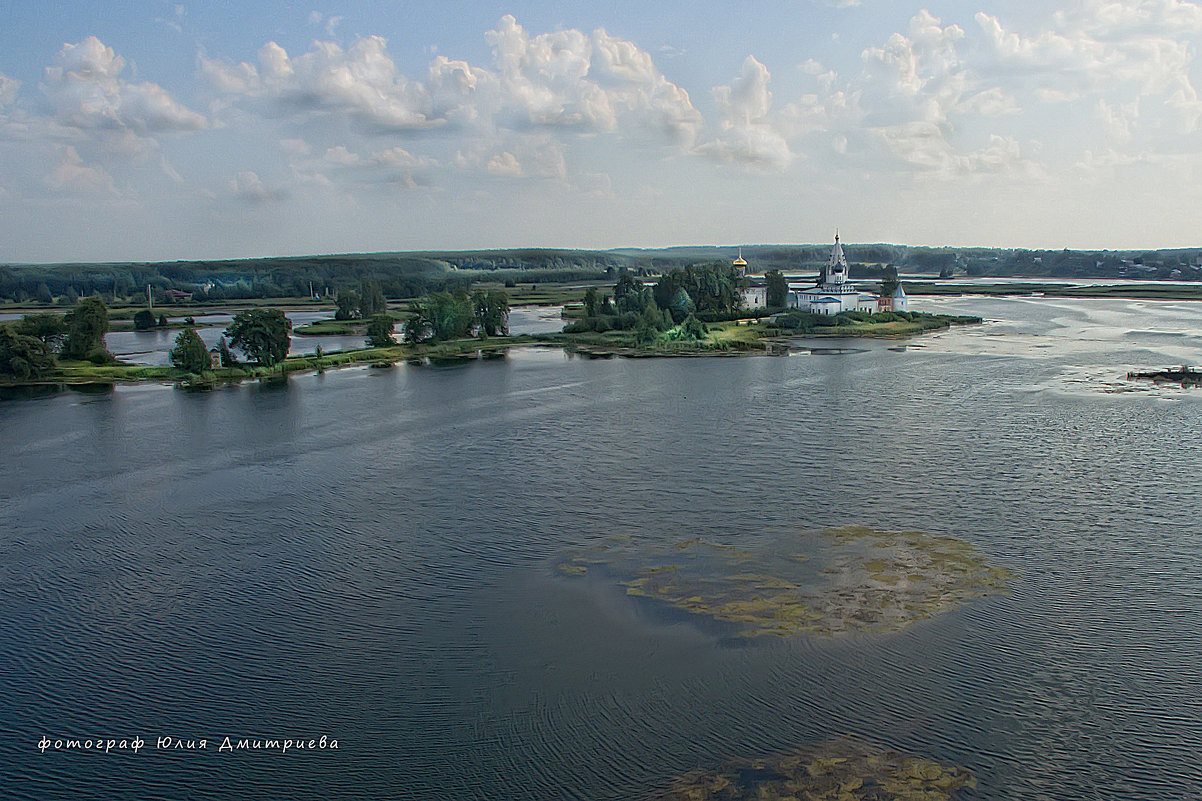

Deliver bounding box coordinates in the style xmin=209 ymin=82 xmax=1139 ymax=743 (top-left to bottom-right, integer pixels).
xmin=0 ymin=238 xmax=986 ymax=395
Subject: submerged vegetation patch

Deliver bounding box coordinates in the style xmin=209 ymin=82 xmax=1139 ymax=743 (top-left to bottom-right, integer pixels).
xmin=558 ymin=526 xmax=1013 ymax=637
xmin=652 ymin=738 xmax=975 ymax=801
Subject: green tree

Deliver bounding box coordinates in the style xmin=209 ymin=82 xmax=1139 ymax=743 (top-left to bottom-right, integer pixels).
xmin=169 ymin=328 xmax=211 ymax=373
xmin=133 ymin=309 xmax=156 ymax=330
xmin=640 ymin=301 xmax=669 ymax=332
xmin=654 ymin=264 xmax=742 ymax=319
xmin=335 ymin=290 xmax=360 ymax=320
xmin=613 ymin=272 xmax=641 ymax=308
xmin=157 ymin=314 xmax=168 ymax=327
xmin=61 ymin=296 xmax=110 ymax=361
xmin=404 ymin=308 xmax=431 ymax=344
xmin=14 ymin=313 xmax=67 ymax=352
xmin=667 ymin=286 xmax=694 ymax=321
xmin=765 ymin=269 xmax=788 ymax=308
xmin=366 ymin=314 xmax=397 ymax=347
xmin=583 ymin=286 xmax=599 ymax=317
xmin=359 ymin=279 xmax=387 ymax=317
xmin=880 ymin=265 xmax=900 ymax=297
xmin=472 ymin=289 xmax=509 ymax=337
xmin=0 ymin=328 xmax=55 ymax=379
xmin=35 ymin=282 xmax=53 ymax=304
xmin=634 ymin=319 xmax=658 ymax=345
xmin=614 ymin=273 xmax=655 ymax=314
xmin=653 ymin=271 xmax=679 ymax=311
xmin=218 ymin=337 xmax=236 ymax=367
xmin=417 ymin=290 xmax=475 ymax=341
xmin=224 ymin=308 xmax=291 ymax=366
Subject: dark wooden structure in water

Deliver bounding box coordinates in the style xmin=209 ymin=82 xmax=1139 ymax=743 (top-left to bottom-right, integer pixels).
xmin=1127 ymin=366 xmax=1202 ymax=385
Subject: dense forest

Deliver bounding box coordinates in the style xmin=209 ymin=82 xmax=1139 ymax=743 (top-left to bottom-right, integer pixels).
xmin=2 ymin=244 xmax=1200 ymax=305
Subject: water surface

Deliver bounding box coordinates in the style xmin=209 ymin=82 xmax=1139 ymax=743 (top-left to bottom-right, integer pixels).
xmin=2 ymin=298 xmax=1201 ymax=800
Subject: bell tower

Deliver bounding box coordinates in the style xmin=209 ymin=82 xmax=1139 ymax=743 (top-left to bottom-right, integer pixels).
xmin=827 ymin=232 xmax=848 ymax=285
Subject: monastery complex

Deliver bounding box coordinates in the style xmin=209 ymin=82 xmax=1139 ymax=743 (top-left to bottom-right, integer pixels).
xmin=739 ymin=234 xmax=907 ymax=315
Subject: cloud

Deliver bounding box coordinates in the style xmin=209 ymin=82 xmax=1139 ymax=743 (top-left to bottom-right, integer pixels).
xmin=43 ymin=145 xmax=119 ymax=194
xmin=700 ymin=56 xmax=793 ymax=168
xmin=974 ymin=4 xmax=1202 ymax=128
xmin=485 ymin=151 xmax=523 ymax=177
xmin=0 ymin=73 xmax=19 ymax=107
xmin=229 ymin=170 xmax=284 ymax=202
xmin=286 ymin=143 xmax=437 ymax=189
xmin=43 ymin=37 xmax=206 ymax=134
xmin=588 ymin=26 xmax=702 ymax=145
xmin=1096 ymin=97 xmax=1140 ymax=143
xmin=859 ymin=10 xmax=967 ymax=127
xmin=1067 ymin=0 xmax=1202 ymax=37
xmin=201 ymin=36 xmax=435 ymax=132
xmin=202 ymin=16 xmax=702 ymax=147
xmin=308 ymin=11 xmax=344 ymax=38
xmin=156 ymin=4 xmax=186 ymax=34
xmin=454 ymin=134 xmax=567 ymax=179
xmin=475 ymin=15 xmax=702 ymax=144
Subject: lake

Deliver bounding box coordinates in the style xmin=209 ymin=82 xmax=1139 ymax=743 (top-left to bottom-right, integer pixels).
xmin=2 ymin=296 xmax=1201 ymax=800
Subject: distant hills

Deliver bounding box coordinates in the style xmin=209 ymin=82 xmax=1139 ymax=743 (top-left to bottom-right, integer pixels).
xmin=2 ymin=244 xmax=1199 ymax=304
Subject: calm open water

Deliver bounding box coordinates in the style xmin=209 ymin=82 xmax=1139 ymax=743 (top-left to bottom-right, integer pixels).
xmin=2 ymin=296 xmax=1202 ymax=800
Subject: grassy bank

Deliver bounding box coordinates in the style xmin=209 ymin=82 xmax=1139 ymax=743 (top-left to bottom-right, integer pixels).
xmin=0 ymin=312 xmax=978 ymax=394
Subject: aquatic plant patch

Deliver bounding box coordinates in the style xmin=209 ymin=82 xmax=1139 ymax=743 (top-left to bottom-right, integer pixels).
xmin=558 ymin=526 xmax=1013 ymax=637
xmin=651 ymin=738 xmax=975 ymax=801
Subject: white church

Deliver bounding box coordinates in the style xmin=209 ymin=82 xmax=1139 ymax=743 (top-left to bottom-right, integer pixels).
xmin=741 ymin=234 xmax=907 ymax=315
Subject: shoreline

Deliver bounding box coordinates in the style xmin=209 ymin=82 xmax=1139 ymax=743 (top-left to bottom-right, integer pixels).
xmin=0 ymin=316 xmax=981 ymax=395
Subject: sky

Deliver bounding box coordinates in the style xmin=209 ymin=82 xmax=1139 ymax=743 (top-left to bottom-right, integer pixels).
xmin=2 ymin=0 xmax=1202 ymax=262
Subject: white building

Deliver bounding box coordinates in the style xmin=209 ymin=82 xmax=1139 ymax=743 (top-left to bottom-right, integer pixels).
xmin=880 ymin=284 xmax=908 ymax=312
xmin=788 ymin=234 xmax=880 ymax=315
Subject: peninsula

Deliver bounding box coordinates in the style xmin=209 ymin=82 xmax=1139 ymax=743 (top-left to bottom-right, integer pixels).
xmin=1 ymin=235 xmax=989 ymax=393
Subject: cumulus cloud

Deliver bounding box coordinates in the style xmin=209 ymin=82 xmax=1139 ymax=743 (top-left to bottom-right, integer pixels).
xmin=201 ymin=37 xmax=434 ymax=131
xmin=229 ymin=170 xmax=284 ymax=203
xmin=1067 ymin=0 xmax=1202 ymax=37
xmin=859 ymin=10 xmax=967 ymax=126
xmin=700 ymin=56 xmax=793 ymax=168
xmin=286 ymin=143 xmax=437 ymax=189
xmin=787 ymin=1 xmax=1202 ymax=177
xmin=43 ymin=37 xmax=206 ymax=134
xmin=974 ymin=4 xmax=1202 ymax=129
xmin=201 ymin=15 xmax=702 ymax=152
xmin=454 ymin=134 xmax=567 ymax=180
xmin=43 ymin=145 xmax=119 ymax=194
xmin=0 ymin=40 xmax=205 ymax=203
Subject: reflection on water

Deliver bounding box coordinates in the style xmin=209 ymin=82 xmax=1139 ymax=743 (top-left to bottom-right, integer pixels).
xmin=2 ymin=297 xmax=1202 ymax=800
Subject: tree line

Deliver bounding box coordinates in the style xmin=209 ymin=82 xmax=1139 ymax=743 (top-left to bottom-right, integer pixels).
xmin=0 ymin=298 xmax=299 ymax=380
xmin=7 ymin=244 xmax=1202 ymax=306
xmin=564 ymin=263 xmax=751 ymax=344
